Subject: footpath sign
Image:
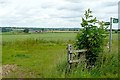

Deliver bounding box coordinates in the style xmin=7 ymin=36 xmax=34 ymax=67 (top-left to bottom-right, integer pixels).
xmin=105 ymin=18 xmax=119 ymax=25
xmin=113 ymin=18 xmax=119 ymax=23
xmin=105 ymin=22 xmax=110 ymax=25
xmin=108 ymin=18 xmax=118 ymax=52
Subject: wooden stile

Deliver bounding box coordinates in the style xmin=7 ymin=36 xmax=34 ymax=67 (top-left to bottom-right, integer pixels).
xmin=67 ymin=44 xmax=87 ymax=71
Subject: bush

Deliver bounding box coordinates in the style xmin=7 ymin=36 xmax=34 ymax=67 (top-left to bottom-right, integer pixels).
xmin=75 ymin=9 xmax=108 ymax=68
xmin=114 ymin=30 xmax=118 ymax=33
xmin=23 ymin=28 xmax=29 ymax=33
xmin=69 ymin=54 xmax=118 ymax=78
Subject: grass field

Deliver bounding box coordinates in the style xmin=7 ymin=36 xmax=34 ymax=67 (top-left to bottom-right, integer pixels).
xmin=2 ymin=33 xmax=77 ymax=42
xmin=1 ymin=32 xmax=118 ymax=78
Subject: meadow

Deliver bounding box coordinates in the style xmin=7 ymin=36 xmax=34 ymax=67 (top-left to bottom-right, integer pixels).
xmin=2 ymin=32 xmax=77 ymax=42
xmin=2 ymin=32 xmax=118 ymax=78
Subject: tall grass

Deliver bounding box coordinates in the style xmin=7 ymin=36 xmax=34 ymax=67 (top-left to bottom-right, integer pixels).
xmin=59 ymin=36 xmax=118 ymax=78
xmin=57 ymin=51 xmax=118 ymax=78
xmin=2 ymin=39 xmax=68 ymax=78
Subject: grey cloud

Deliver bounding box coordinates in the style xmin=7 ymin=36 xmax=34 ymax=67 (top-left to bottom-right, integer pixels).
xmin=105 ymin=2 xmax=117 ymax=7
xmin=57 ymin=4 xmax=84 ymax=12
xmin=0 ymin=0 xmax=7 ymax=4
xmin=41 ymin=5 xmax=48 ymax=9
xmin=0 ymin=1 xmax=5 ymax=4
xmin=41 ymin=1 xmax=84 ymax=12
xmin=41 ymin=2 xmax=84 ymax=19
xmin=58 ymin=14 xmax=81 ymax=19
xmin=0 ymin=0 xmax=9 ymax=7
xmin=68 ymin=19 xmax=80 ymax=22
xmin=98 ymin=2 xmax=118 ymax=9
xmin=0 ymin=0 xmax=119 ymax=28
xmin=65 ymin=0 xmax=82 ymax=3
xmin=50 ymin=10 xmax=82 ymax=19
xmin=58 ymin=2 xmax=84 ymax=12
xmin=41 ymin=3 xmax=53 ymax=9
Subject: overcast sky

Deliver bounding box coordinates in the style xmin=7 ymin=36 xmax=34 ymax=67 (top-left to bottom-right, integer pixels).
xmin=0 ymin=0 xmax=119 ymax=29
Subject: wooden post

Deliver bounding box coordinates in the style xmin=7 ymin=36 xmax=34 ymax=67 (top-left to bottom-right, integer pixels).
xmin=67 ymin=44 xmax=73 ymax=70
xmin=109 ymin=17 xmax=112 ymax=52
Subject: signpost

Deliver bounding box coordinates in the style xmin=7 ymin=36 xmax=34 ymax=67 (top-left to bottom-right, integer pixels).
xmin=113 ymin=18 xmax=119 ymax=23
xmin=109 ymin=17 xmax=112 ymax=52
xmin=105 ymin=22 xmax=110 ymax=25
xmin=105 ymin=18 xmax=119 ymax=52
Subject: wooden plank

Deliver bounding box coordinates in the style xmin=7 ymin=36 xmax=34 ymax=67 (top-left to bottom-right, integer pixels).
xmin=68 ymin=53 xmax=71 ymax=61
xmin=70 ymin=49 xmax=87 ymax=53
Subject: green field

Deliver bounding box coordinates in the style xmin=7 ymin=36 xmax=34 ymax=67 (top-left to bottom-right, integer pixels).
xmin=2 ymin=32 xmax=118 ymax=78
xmin=2 ymin=33 xmax=77 ymax=42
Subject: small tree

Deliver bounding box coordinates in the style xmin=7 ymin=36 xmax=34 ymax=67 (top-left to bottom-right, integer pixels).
xmin=75 ymin=9 xmax=108 ymax=69
xmin=23 ymin=28 xmax=29 ymax=33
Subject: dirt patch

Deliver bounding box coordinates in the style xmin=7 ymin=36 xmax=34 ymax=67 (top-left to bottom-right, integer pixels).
xmin=1 ymin=64 xmax=17 ymax=77
xmin=0 ymin=66 xmax=2 ymax=79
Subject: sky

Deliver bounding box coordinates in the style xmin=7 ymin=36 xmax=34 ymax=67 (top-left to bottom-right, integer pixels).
xmin=0 ymin=0 xmax=119 ymax=29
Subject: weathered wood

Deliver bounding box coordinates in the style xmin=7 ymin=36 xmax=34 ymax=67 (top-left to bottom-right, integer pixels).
xmin=67 ymin=44 xmax=73 ymax=70
xmin=70 ymin=49 xmax=87 ymax=53
xmin=109 ymin=17 xmax=112 ymax=52
xmin=67 ymin=44 xmax=73 ymax=51
xmin=67 ymin=44 xmax=73 ymax=61
xmin=67 ymin=44 xmax=88 ymax=72
xmin=69 ymin=60 xmax=80 ymax=63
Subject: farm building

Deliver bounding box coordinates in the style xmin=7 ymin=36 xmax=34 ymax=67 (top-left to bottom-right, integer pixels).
xmin=29 ymin=29 xmax=43 ymax=33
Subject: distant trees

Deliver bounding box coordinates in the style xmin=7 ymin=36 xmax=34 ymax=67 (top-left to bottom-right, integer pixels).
xmin=2 ymin=27 xmax=12 ymax=32
xmin=23 ymin=28 xmax=29 ymax=33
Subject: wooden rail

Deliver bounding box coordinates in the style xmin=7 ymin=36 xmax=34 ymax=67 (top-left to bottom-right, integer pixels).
xmin=70 ymin=49 xmax=87 ymax=53
xmin=69 ymin=60 xmax=80 ymax=63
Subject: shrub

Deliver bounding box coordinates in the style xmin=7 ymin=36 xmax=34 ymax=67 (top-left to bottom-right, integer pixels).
xmin=75 ymin=9 xmax=108 ymax=68
xmin=23 ymin=28 xmax=29 ymax=33
xmin=114 ymin=30 xmax=118 ymax=33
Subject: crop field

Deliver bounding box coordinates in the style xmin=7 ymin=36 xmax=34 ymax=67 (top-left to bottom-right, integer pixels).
xmin=1 ymin=32 xmax=118 ymax=78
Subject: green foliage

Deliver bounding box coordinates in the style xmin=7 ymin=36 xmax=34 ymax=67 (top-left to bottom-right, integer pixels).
xmin=23 ymin=28 xmax=29 ymax=33
xmin=75 ymin=9 xmax=108 ymax=67
xmin=114 ymin=30 xmax=118 ymax=33
xmin=2 ymin=27 xmax=12 ymax=32
xmin=68 ymin=53 xmax=118 ymax=78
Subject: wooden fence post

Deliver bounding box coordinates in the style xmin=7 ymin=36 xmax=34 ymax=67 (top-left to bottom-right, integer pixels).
xmin=66 ymin=44 xmax=87 ymax=73
xmin=67 ymin=44 xmax=73 ymax=71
